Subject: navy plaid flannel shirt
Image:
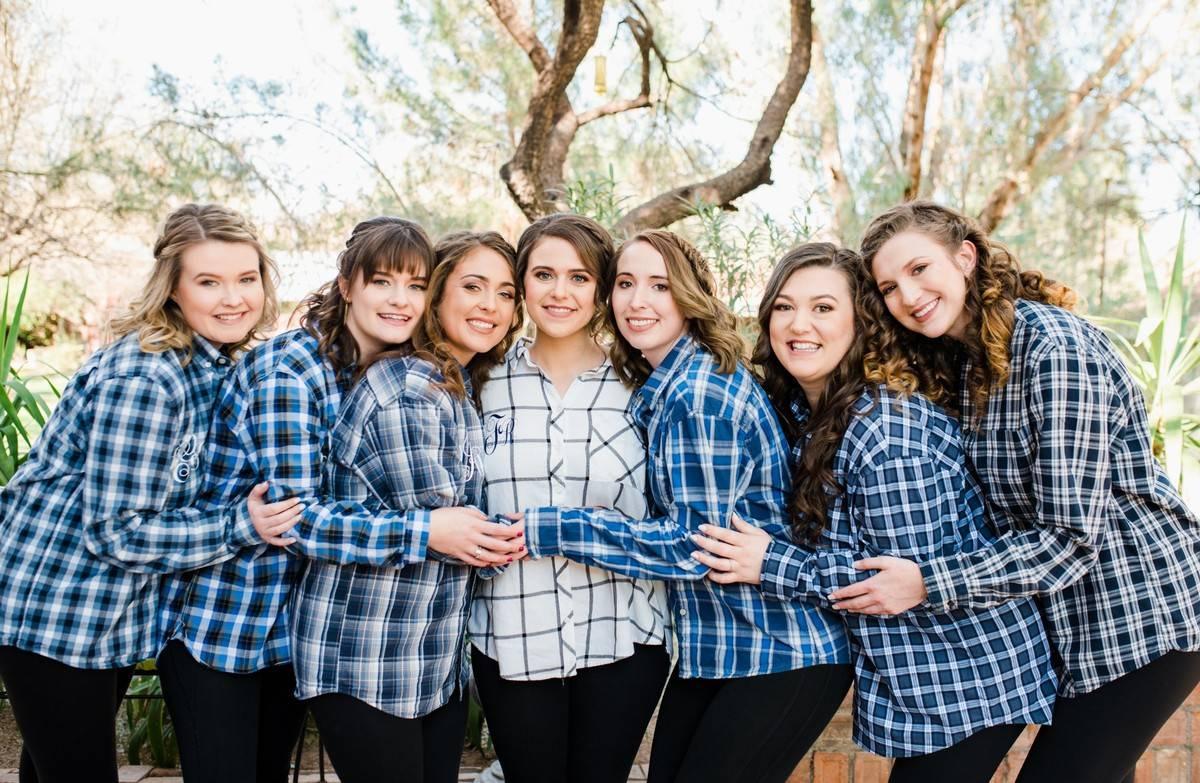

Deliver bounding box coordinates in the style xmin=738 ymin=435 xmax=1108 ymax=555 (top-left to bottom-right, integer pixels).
xmin=760 ymin=387 xmax=1056 ymax=757
xmin=291 ymin=355 xmax=482 ymax=718
xmin=524 ymin=335 xmax=849 ymax=679
xmin=920 ymin=299 xmax=1200 ymax=696
xmin=0 ymin=334 xmax=234 ymax=668
xmin=162 ymin=329 xmax=433 ymax=673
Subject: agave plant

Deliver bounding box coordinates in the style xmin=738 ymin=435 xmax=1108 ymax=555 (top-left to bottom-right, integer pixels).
xmin=1092 ymin=223 xmax=1200 ymax=502
xmin=0 ymin=273 xmax=59 ymax=485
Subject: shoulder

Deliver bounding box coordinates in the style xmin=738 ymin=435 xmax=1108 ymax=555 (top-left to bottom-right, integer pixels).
xmin=844 ymin=386 xmax=963 ymax=468
xmin=91 ymin=333 xmax=185 ymax=397
xmin=363 ymin=354 xmax=450 ymax=410
xmin=240 ymin=329 xmax=325 ymax=382
xmin=1012 ymin=299 xmax=1108 ymax=360
xmin=662 ymin=350 xmax=762 ymax=420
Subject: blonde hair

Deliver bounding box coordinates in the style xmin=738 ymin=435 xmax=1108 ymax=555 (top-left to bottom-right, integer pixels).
xmin=110 ymin=204 xmax=279 ymax=361
xmin=607 ymin=230 xmax=746 ymax=387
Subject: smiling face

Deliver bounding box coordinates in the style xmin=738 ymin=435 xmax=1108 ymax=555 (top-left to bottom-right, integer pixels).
xmin=523 ymin=235 xmax=598 ymax=339
xmin=768 ymin=265 xmax=856 ymax=407
xmin=171 ymin=240 xmax=266 ymax=346
xmin=340 ymin=267 xmax=428 ymax=364
xmin=610 ymin=240 xmax=686 ymax=368
xmin=438 ymin=246 xmax=518 ymax=365
xmin=870 ymin=230 xmax=976 ymax=340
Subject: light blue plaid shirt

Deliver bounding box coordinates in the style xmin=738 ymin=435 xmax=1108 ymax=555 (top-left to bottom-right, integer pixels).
xmin=291 ymin=355 xmax=482 ymax=718
xmin=0 ymin=333 xmax=234 ymax=668
xmin=161 ymin=329 xmax=434 ymax=673
xmin=760 ymin=387 xmax=1056 ymax=757
xmin=524 ymin=335 xmax=849 ymax=679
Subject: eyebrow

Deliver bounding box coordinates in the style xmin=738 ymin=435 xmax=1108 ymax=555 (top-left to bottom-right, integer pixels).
xmin=530 ymin=265 xmax=591 ymax=274
xmin=194 ymin=269 xmax=259 ymax=280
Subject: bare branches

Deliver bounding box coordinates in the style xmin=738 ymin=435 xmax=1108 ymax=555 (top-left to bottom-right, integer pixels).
xmin=485 ymin=0 xmax=551 ymax=73
xmin=612 ymin=0 xmax=814 ymax=236
xmin=577 ymin=13 xmax=654 ymax=126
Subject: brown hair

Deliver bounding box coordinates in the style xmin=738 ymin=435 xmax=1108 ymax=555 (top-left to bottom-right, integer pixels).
xmin=754 ymin=243 xmax=916 ymax=543
xmin=607 ymin=230 xmax=745 ymax=386
xmin=110 ymin=203 xmax=279 ymax=361
xmin=409 ymin=231 xmax=524 ymax=403
xmin=515 ymin=213 xmax=614 ymax=337
xmin=299 ymin=216 xmax=434 ymax=377
xmin=859 ymin=200 xmax=1076 ymax=420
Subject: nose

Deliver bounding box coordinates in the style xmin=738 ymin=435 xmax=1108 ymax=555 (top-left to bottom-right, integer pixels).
xmin=787 ymin=308 xmax=811 ymax=335
xmin=389 ymin=284 xmax=409 ymax=307
xmin=478 ymin=287 xmax=497 ymax=312
xmin=552 ymin=276 xmax=568 ymax=298
xmin=219 ymin=283 xmax=243 ymax=306
xmin=628 ymin=282 xmax=648 ymax=309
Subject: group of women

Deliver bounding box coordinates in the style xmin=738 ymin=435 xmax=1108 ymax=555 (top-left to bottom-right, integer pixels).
xmin=0 ymin=199 xmax=1195 ymax=783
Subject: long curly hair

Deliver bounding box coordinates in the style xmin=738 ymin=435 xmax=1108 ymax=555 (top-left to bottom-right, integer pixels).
xmin=859 ymin=201 xmax=1076 ymax=420
xmin=607 ymin=230 xmax=746 ymax=387
xmin=407 ymin=231 xmax=524 ymax=404
xmin=754 ymin=243 xmax=917 ymax=543
xmin=299 ymin=216 xmax=435 ymax=378
xmin=110 ymin=203 xmax=280 ymax=362
xmin=515 ymin=213 xmax=614 ymax=338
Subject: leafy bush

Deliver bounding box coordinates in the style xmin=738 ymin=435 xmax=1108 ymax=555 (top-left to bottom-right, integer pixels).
xmin=0 ymin=274 xmax=59 ymax=485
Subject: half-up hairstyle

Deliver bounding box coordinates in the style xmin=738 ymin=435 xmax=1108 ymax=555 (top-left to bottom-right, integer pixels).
xmin=859 ymin=201 xmax=1076 ymax=420
xmin=411 ymin=231 xmax=524 ymax=404
xmin=300 ymin=216 xmax=435 ymax=377
xmin=607 ymin=230 xmax=745 ymax=386
xmin=754 ymin=243 xmax=915 ymax=543
xmin=516 ymin=213 xmax=614 ymax=338
xmin=110 ymin=203 xmax=280 ymax=362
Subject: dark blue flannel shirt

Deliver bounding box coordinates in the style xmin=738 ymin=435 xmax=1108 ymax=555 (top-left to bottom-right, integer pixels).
xmin=0 ymin=334 xmax=234 ymax=668
xmin=760 ymin=387 xmax=1056 ymax=756
xmin=291 ymin=355 xmax=482 ymax=717
xmin=161 ymin=329 xmax=433 ymax=673
xmin=524 ymin=335 xmax=849 ymax=678
xmin=921 ymin=299 xmax=1200 ymax=696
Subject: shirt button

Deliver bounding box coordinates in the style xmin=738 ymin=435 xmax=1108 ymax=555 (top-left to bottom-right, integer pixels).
xmin=679 ymin=606 xmax=688 ymax=617
xmin=217 ymin=357 xmax=230 ymax=366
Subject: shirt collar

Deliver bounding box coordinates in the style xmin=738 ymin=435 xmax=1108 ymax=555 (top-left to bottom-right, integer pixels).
xmin=636 ymin=333 xmax=696 ymax=414
xmin=191 ymin=335 xmax=232 ymax=370
xmin=514 ymin=335 xmax=612 ymax=379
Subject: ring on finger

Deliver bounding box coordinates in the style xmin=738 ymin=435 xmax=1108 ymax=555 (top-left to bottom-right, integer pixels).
xmin=473 ymin=545 xmax=484 ymax=559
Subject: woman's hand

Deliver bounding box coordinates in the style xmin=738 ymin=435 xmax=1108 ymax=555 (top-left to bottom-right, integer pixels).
xmin=429 ymin=507 xmax=526 ymax=567
xmin=829 ymin=556 xmax=927 ymax=615
xmin=690 ymin=514 xmax=770 ymax=585
xmin=248 ymin=482 xmax=303 ymax=546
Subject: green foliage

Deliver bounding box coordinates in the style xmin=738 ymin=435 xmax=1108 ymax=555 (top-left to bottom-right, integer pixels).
xmin=124 ymin=664 xmax=178 ymax=769
xmin=0 ymin=274 xmax=58 ymax=485
xmin=1092 ymin=224 xmax=1200 ymax=499
xmin=561 ymin=165 xmax=628 ymax=231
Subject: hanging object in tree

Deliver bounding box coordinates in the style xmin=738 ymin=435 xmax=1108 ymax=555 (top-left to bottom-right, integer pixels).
xmin=594 ymin=55 xmax=607 ymax=96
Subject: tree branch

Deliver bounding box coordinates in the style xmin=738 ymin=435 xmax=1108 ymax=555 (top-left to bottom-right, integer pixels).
xmin=613 ymin=0 xmax=813 ymax=235
xmin=577 ymin=14 xmax=654 ymax=126
xmin=485 ymin=0 xmax=551 ymax=74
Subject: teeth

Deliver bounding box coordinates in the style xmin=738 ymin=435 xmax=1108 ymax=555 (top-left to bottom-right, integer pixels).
xmin=627 ymin=318 xmax=656 ymax=327
xmin=913 ymin=299 xmax=938 ymax=319
xmin=379 ymin=314 xmax=409 ymax=322
xmin=214 ymin=313 xmax=244 ymax=321
xmin=544 ymin=306 xmax=574 ymax=315
xmin=789 ymin=341 xmax=819 ymax=352
xmin=468 ymin=319 xmax=496 ymax=331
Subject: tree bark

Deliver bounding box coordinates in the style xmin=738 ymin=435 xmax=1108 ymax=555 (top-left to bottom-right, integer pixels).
xmin=813 ymin=25 xmax=853 ymax=243
xmin=900 ymin=0 xmax=968 ymax=201
xmin=612 ymin=0 xmax=813 ymax=236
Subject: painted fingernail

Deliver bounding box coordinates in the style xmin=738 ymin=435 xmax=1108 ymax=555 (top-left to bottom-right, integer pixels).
xmin=519 ymin=545 xmax=526 ymax=552
xmin=507 ymin=557 xmax=513 ymax=563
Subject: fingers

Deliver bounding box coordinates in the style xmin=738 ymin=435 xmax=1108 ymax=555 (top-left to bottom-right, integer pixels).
xmin=262 ymin=534 xmax=294 ymax=548
xmin=853 ymin=557 xmax=888 ymax=571
xmin=690 ymin=533 xmax=737 ymax=559
xmin=260 ymin=496 xmax=302 ymax=516
xmin=248 ymin=482 xmax=269 ymax=503
xmin=695 ymin=524 xmax=742 ymax=546
xmin=729 ymin=515 xmax=760 ymax=535
xmin=830 ymin=594 xmax=883 ymax=612
xmin=828 ymin=578 xmax=875 ymax=602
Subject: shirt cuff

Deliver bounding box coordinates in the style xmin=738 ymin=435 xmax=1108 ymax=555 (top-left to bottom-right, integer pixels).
xmin=227 ymin=500 xmax=264 ymax=550
xmin=524 ymin=507 xmax=563 ymax=560
xmin=758 ymin=537 xmax=802 ymax=602
xmin=390 ymin=508 xmax=431 ymax=566
xmin=920 ymin=553 xmax=963 ymax=611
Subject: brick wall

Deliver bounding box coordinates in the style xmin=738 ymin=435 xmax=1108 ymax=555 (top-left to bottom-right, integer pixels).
xmin=785 ymin=684 xmax=1200 ymax=783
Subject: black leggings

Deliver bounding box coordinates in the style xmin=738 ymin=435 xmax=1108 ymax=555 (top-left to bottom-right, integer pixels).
xmin=888 ymin=723 xmax=1026 ymax=782
xmin=306 ymin=689 xmax=469 ymax=783
xmin=157 ymin=640 xmax=307 ymax=783
xmin=647 ymin=662 xmax=853 ymax=783
xmin=472 ymin=643 xmax=670 ymax=783
xmin=0 ymin=646 xmax=134 ymax=783
xmin=1017 ymin=649 xmax=1200 ymax=783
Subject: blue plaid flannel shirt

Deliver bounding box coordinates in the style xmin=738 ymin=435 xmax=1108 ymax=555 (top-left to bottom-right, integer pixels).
xmin=161 ymin=329 xmax=433 ymax=673
xmin=759 ymin=387 xmax=1056 ymax=757
xmin=524 ymin=335 xmax=849 ymax=679
xmin=921 ymin=300 xmax=1200 ymax=696
xmin=291 ymin=355 xmax=482 ymax=718
xmin=0 ymin=334 xmax=234 ymax=668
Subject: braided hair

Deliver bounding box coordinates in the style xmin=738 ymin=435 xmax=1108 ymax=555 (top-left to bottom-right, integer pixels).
xmin=606 ymin=229 xmax=746 ymax=387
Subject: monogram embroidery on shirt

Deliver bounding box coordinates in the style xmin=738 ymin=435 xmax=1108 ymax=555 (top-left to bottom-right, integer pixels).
xmin=172 ymin=433 xmax=202 ymax=483
xmin=462 ymin=443 xmax=481 ymax=483
xmin=482 ymin=414 xmax=515 ymax=455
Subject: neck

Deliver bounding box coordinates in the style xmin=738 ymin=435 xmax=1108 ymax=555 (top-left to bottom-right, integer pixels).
xmin=347 ymin=320 xmax=383 ymax=367
xmin=447 ymin=343 xmax=476 ymax=367
xmin=643 ymin=332 xmax=684 ymax=370
xmin=530 ymin=329 xmax=603 ymax=374
xmin=799 ymin=378 xmax=827 ymax=411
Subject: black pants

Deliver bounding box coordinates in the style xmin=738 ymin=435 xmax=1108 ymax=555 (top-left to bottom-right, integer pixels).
xmin=1016 ymin=649 xmax=1200 ymax=783
xmin=0 ymin=646 xmax=135 ymax=783
xmin=157 ymin=640 xmax=307 ymax=783
xmin=647 ymin=662 xmax=853 ymax=783
xmin=306 ymin=689 xmax=468 ymax=783
xmin=472 ymin=643 xmax=670 ymax=783
xmin=888 ymin=723 xmax=1026 ymax=782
